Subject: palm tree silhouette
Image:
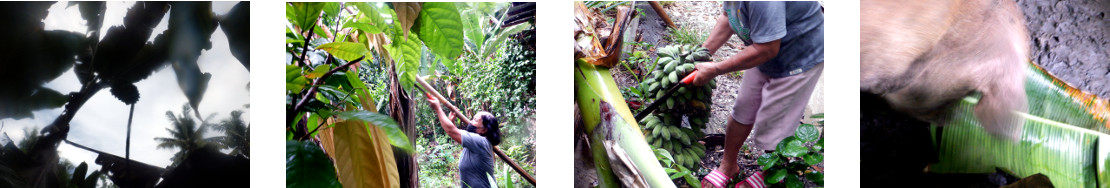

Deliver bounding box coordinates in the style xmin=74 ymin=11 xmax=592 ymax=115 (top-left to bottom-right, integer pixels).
xmin=214 ymin=110 xmax=249 ymax=157
xmin=154 ymin=104 xmax=224 ymax=166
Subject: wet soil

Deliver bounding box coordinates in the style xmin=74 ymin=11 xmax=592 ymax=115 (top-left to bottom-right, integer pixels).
xmin=1019 ymin=0 xmax=1110 ymax=98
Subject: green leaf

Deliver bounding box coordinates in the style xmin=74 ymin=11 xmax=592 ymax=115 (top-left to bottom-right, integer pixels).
xmin=343 ymin=21 xmax=382 ymax=34
xmin=305 ymin=64 xmax=332 ymax=79
xmin=780 ymin=140 xmax=809 ymax=157
xmin=810 ymin=113 xmax=823 ymax=119
xmin=795 ymin=123 xmax=819 ymax=142
xmin=776 ymin=136 xmax=795 ymax=152
xmin=334 ymin=111 xmax=413 ymax=152
xmin=803 ymin=153 xmax=823 ymax=166
xmin=814 ymin=137 xmax=823 ymax=151
xmin=806 ymin=171 xmax=824 ymax=186
xmin=669 ymin=170 xmax=688 ymax=179
xmin=353 ymin=3 xmax=388 ymax=32
xmin=655 ymin=148 xmax=675 ymax=164
xmin=287 ymin=65 xmax=308 ymax=94
xmin=286 ymin=141 xmax=341 ymax=188
xmin=757 ymin=153 xmax=779 ymax=171
xmin=287 ymin=3 xmax=324 ymax=33
xmin=684 ymin=171 xmax=702 ymax=188
xmin=766 ymin=168 xmax=787 ymax=185
xmin=481 ymin=22 xmax=530 ymax=58
xmin=389 ymin=28 xmax=423 ymax=90
xmin=316 ymin=42 xmax=368 ymax=62
xmin=785 ymin=174 xmax=803 ymax=188
xmin=415 ymin=2 xmax=464 ymax=59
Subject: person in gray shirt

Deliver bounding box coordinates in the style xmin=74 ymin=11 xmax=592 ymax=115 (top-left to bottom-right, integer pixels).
xmin=426 ymin=94 xmax=502 ymax=188
xmin=693 ymin=2 xmax=823 ymax=188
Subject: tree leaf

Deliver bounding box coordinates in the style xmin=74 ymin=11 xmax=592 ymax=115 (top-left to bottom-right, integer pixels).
xmin=285 ymin=141 xmax=341 ymax=188
xmin=287 ymin=3 xmax=324 ymax=33
xmin=343 ymin=21 xmax=382 ymax=34
xmin=780 ymin=139 xmax=809 ymax=157
xmin=795 ymin=123 xmax=819 ymax=143
xmin=287 ymin=65 xmax=308 ymax=94
xmin=389 ymin=29 xmax=423 ymax=90
xmin=316 ymin=42 xmax=368 ymax=62
xmin=806 ymin=171 xmax=824 ymax=186
xmin=415 ymin=2 xmax=464 ymax=59
xmin=481 ymin=22 xmax=530 ymax=58
xmin=391 ymin=2 xmax=421 ymax=40
xmin=333 ymin=110 xmax=413 ymax=152
xmin=352 ymin=2 xmax=388 ymax=32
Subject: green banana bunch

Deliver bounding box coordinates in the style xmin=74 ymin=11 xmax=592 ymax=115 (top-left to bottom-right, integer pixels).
xmin=639 ymin=44 xmax=716 ymax=171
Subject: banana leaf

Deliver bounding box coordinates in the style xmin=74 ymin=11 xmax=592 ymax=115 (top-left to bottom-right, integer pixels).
xmin=931 ymin=62 xmax=1110 ymax=188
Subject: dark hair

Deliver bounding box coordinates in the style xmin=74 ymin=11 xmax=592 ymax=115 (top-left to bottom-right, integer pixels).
xmin=478 ymin=113 xmax=501 ymax=146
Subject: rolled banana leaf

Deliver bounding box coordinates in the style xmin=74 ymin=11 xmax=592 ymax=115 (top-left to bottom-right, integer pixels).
xmin=931 ymin=61 xmax=1110 ymax=188
xmin=576 ymin=59 xmax=675 ymax=188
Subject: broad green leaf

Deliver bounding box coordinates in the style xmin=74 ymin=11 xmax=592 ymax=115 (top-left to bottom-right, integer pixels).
xmin=806 ymin=172 xmax=824 ymax=186
xmin=305 ymin=64 xmax=331 ymax=79
xmin=766 ymin=168 xmax=787 ymax=185
xmin=352 ymin=2 xmax=387 ymax=32
xmin=684 ymin=172 xmax=702 ymax=188
xmin=316 ymin=42 xmax=368 ymax=62
xmin=334 ymin=111 xmax=413 ymax=152
xmin=391 ymin=2 xmax=421 ymax=40
xmin=780 ymin=140 xmax=809 ymax=157
xmin=668 ymin=170 xmax=688 ymax=179
xmin=286 ymin=141 xmax=341 ymax=188
xmin=776 ymin=136 xmax=795 ymax=152
xmin=287 ymin=3 xmax=324 ymax=33
xmin=286 ymin=38 xmax=303 ymax=44
xmin=481 ymin=22 xmax=531 ymax=58
xmin=389 ymin=29 xmax=423 ymax=90
xmin=322 ymin=2 xmax=341 ymax=18
xmin=343 ymin=21 xmax=382 ymax=34
xmin=757 ymin=153 xmax=779 ymax=171
xmin=287 ymin=65 xmax=308 ymax=94
xmin=461 ymin=9 xmax=485 ymax=49
xmin=795 ymin=123 xmax=819 ymax=142
xmin=415 ymin=2 xmax=464 ymax=59
xmin=785 ymin=174 xmax=803 ymax=188
xmin=655 ymin=148 xmax=675 ymax=164
xmin=803 ymin=153 xmax=823 ymax=166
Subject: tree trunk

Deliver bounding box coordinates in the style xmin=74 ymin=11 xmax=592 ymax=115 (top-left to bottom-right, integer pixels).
xmin=387 ymin=63 xmax=419 ymax=188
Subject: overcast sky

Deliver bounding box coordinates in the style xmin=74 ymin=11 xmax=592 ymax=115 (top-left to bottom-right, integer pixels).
xmin=0 ymin=1 xmax=249 ymax=170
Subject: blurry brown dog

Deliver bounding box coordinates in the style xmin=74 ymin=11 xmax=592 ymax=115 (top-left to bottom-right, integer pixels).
xmin=861 ymin=0 xmax=1029 ymax=140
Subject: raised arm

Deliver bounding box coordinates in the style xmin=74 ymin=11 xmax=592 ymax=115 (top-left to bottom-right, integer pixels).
xmin=427 ymin=94 xmax=462 ymax=143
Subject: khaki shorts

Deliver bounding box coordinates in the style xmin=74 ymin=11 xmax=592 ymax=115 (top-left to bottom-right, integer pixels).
xmin=732 ymin=62 xmax=823 ymax=149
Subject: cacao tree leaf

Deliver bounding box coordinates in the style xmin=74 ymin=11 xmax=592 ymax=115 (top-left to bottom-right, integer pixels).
xmin=390 ymin=2 xmax=421 ymax=40
xmin=343 ymin=21 xmax=382 ymax=34
xmin=316 ymin=42 xmax=368 ymax=62
xmin=415 ymin=2 xmax=464 ymax=59
xmin=287 ymin=2 xmax=324 ymax=33
xmin=286 ymin=140 xmax=341 ymax=188
xmin=389 ymin=27 xmax=423 ymax=90
xmin=287 ymin=65 xmax=308 ymax=94
xmin=352 ymin=2 xmax=388 ymax=32
xmin=333 ymin=110 xmax=412 ymax=152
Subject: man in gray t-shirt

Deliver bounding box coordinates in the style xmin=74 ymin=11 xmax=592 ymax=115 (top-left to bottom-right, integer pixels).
xmin=694 ymin=2 xmax=823 ymax=188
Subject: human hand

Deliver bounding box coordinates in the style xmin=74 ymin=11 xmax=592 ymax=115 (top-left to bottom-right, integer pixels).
xmin=692 ymin=62 xmax=718 ymax=86
xmin=425 ymin=94 xmax=440 ymax=107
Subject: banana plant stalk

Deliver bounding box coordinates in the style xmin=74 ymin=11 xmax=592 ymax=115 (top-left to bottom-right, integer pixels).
xmin=413 ymin=76 xmax=537 ymax=185
xmin=576 ymin=58 xmax=675 ymax=187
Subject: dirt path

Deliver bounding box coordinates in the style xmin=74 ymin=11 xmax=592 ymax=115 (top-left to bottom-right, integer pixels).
xmin=1020 ymin=0 xmax=1110 ymax=98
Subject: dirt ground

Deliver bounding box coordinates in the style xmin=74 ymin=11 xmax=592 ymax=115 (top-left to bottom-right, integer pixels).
xmin=578 ymin=2 xmax=825 ymax=187
xmin=860 ymin=0 xmax=1110 ymax=186
xmin=1019 ymin=0 xmax=1110 ymax=98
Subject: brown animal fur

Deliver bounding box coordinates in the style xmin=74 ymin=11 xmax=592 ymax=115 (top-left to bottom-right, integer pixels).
xmin=861 ymin=0 xmax=1029 ymax=140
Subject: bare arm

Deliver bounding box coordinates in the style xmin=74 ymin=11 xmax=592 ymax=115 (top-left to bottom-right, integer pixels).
xmin=702 ymin=14 xmax=735 ymax=54
xmin=692 ymin=39 xmax=780 ymax=86
xmin=428 ymin=96 xmax=463 ymax=143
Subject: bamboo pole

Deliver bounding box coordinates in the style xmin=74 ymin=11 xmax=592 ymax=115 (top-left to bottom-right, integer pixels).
xmin=414 ymin=77 xmax=537 ymax=185
xmin=649 ymin=2 xmax=676 ymax=29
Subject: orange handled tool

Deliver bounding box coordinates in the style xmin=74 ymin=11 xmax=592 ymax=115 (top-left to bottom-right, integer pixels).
xmin=635 ymin=69 xmax=699 ymax=121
